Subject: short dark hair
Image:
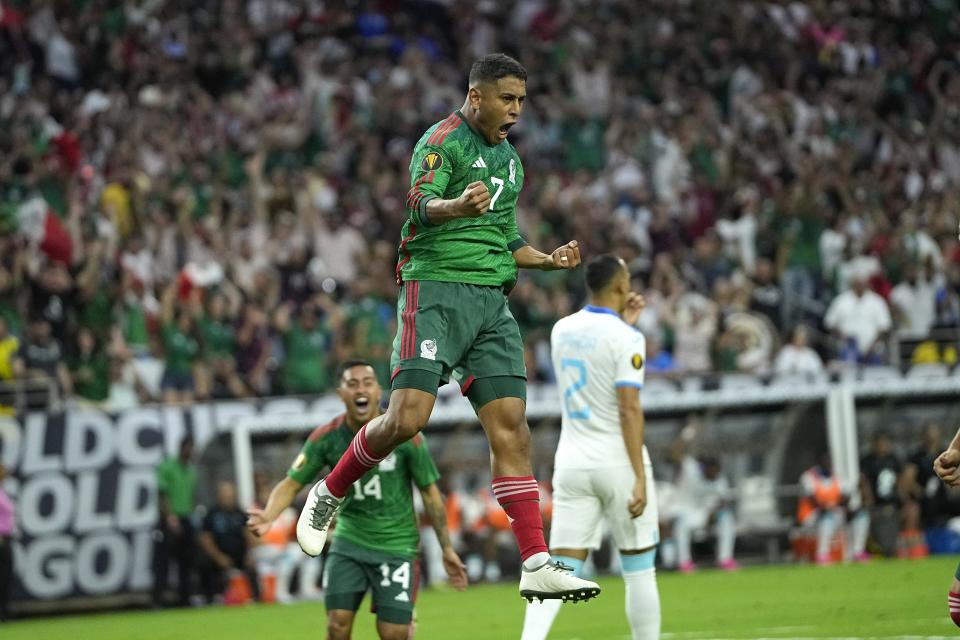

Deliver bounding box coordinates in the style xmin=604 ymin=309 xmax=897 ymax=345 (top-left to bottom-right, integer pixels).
xmin=339 ymin=359 xmax=376 ymax=380
xmin=469 ymin=53 xmax=527 ymax=85
xmin=585 ymin=254 xmax=625 ymax=294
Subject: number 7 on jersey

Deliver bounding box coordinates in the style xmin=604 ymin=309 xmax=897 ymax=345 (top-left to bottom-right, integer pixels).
xmin=489 ymin=176 xmax=504 ymax=209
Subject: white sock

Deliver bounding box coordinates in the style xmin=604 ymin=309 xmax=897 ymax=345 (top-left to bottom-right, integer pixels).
xmin=523 ymin=551 xmax=551 ymax=571
xmin=816 ymin=511 xmax=838 ymax=558
xmin=660 ymin=539 xmax=677 ymax=568
xmin=715 ymin=510 xmax=736 ymax=563
xmin=675 ymin=516 xmax=693 ymax=565
xmin=521 ymin=599 xmax=563 ymax=640
xmin=624 ymin=567 xmax=661 ymax=640
xmin=849 ymin=510 xmax=869 ymax=556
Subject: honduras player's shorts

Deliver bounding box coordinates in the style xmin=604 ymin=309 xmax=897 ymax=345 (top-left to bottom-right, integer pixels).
xmin=549 ymin=446 xmax=659 ymax=551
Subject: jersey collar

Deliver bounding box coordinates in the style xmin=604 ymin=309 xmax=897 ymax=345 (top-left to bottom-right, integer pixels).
xmin=584 ymin=304 xmax=620 ymax=317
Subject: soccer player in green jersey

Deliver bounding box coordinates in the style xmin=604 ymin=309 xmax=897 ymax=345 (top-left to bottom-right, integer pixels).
xmin=248 ymin=360 xmax=466 ymax=640
xmin=297 ymin=53 xmax=600 ymax=603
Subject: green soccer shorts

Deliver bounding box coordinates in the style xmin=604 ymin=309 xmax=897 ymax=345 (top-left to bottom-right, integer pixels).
xmin=323 ymin=548 xmax=419 ymax=625
xmin=390 ymin=280 xmax=527 ymax=407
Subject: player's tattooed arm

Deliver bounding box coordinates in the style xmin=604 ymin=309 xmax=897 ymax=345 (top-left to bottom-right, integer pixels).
xmin=513 ymin=240 xmax=581 ymax=271
xmin=420 ymin=483 xmax=468 ymax=591
xmin=420 ymin=483 xmax=454 ymax=549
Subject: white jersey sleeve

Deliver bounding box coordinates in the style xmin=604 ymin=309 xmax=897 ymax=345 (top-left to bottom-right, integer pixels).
xmin=613 ymin=328 xmax=646 ymax=389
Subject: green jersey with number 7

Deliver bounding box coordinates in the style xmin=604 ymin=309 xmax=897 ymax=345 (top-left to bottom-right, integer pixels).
xmin=287 ymin=414 xmax=440 ymax=558
xmin=398 ymin=110 xmax=527 ymax=289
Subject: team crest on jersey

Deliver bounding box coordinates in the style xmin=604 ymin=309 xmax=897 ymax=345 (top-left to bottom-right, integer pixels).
xmin=379 ymin=453 xmax=398 ymax=472
xmin=292 ymin=453 xmax=307 ymax=471
xmin=631 ymin=353 xmax=644 ymax=370
xmin=509 ymin=158 xmax=516 ymax=184
xmin=421 ymin=152 xmax=443 ymax=171
xmin=420 ymin=339 xmax=438 ymax=360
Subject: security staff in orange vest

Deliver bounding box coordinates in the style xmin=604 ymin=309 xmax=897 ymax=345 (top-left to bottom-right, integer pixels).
xmin=797 ymin=452 xmax=849 ymax=565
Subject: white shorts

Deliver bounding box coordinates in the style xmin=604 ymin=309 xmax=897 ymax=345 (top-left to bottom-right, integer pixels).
xmin=549 ymin=452 xmax=659 ymax=551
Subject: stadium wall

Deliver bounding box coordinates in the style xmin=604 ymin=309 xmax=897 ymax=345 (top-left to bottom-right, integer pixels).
xmin=1 ymin=371 xmax=958 ymax=613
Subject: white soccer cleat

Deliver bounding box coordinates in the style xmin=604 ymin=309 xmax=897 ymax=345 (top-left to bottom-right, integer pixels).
xmin=519 ymin=559 xmax=601 ymax=604
xmin=296 ymin=479 xmax=341 ymax=557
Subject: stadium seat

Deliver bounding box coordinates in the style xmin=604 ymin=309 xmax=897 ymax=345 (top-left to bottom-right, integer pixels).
xmin=736 ymin=476 xmax=779 ymax=528
xmin=737 ymin=476 xmax=795 ymax=562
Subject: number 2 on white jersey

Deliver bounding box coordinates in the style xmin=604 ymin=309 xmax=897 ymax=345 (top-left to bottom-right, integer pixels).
xmin=561 ymin=358 xmax=590 ymax=420
xmin=489 ymin=176 xmax=504 ymax=210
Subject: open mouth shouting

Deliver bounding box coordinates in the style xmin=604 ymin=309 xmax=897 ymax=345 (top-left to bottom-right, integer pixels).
xmin=497 ymin=121 xmax=516 ymax=141
xmin=353 ymin=395 xmax=372 ymax=416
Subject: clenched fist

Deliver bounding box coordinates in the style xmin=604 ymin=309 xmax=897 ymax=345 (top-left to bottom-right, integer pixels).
xmin=547 ymin=240 xmax=581 ymax=270
xmin=455 ymin=181 xmax=491 ymax=218
xmin=935 ymin=449 xmax=960 ymax=487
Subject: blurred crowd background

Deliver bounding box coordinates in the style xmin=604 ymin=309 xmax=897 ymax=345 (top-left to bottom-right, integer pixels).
xmin=1 ymin=0 xmax=960 ymax=411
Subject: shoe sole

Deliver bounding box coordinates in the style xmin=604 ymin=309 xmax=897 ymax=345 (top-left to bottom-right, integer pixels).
xmin=296 ymin=536 xmax=322 ymax=557
xmin=520 ymin=587 xmax=601 ymax=604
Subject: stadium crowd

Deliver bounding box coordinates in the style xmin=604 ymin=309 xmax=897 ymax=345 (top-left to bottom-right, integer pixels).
xmin=1 ymin=0 xmax=959 ymax=408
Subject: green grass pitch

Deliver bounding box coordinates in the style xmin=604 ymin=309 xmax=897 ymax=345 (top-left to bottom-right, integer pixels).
xmin=4 ymin=557 xmax=957 ymax=639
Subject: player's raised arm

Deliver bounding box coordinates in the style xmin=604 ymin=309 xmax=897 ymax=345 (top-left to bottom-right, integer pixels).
xmin=512 ymin=240 xmax=581 ymax=271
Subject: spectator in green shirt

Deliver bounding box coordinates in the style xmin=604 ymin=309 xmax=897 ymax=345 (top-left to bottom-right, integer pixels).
xmin=274 ymin=298 xmax=336 ymax=395
xmin=69 ymin=327 xmax=109 ymax=404
xmin=153 ymin=435 xmax=199 ymax=608
xmin=160 ymin=284 xmax=200 ymax=405
xmin=776 ymin=181 xmax=825 ymax=329
xmin=195 ymin=288 xmax=246 ymax=400
xmin=118 ymin=272 xmax=150 ymax=357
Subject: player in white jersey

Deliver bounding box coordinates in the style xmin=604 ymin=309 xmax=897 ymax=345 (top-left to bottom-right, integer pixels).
xmin=521 ymin=254 xmax=660 ymax=640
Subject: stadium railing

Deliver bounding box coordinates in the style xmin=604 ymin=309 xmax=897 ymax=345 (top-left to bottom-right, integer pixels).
xmin=0 ymin=377 xmax=62 ymax=415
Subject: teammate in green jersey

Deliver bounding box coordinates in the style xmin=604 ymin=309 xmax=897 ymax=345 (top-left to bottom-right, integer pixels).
xmin=298 ymin=53 xmax=600 ymax=604
xmin=248 ymin=360 xmax=467 ymax=640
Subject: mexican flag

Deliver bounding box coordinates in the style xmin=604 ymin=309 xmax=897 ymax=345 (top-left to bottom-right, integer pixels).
xmin=15 ymin=196 xmax=73 ymax=264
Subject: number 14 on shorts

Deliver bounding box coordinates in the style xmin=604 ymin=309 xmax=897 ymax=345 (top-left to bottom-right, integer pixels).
xmin=380 ymin=561 xmax=411 ymax=602
xmin=379 ymin=562 xmax=410 ymax=589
